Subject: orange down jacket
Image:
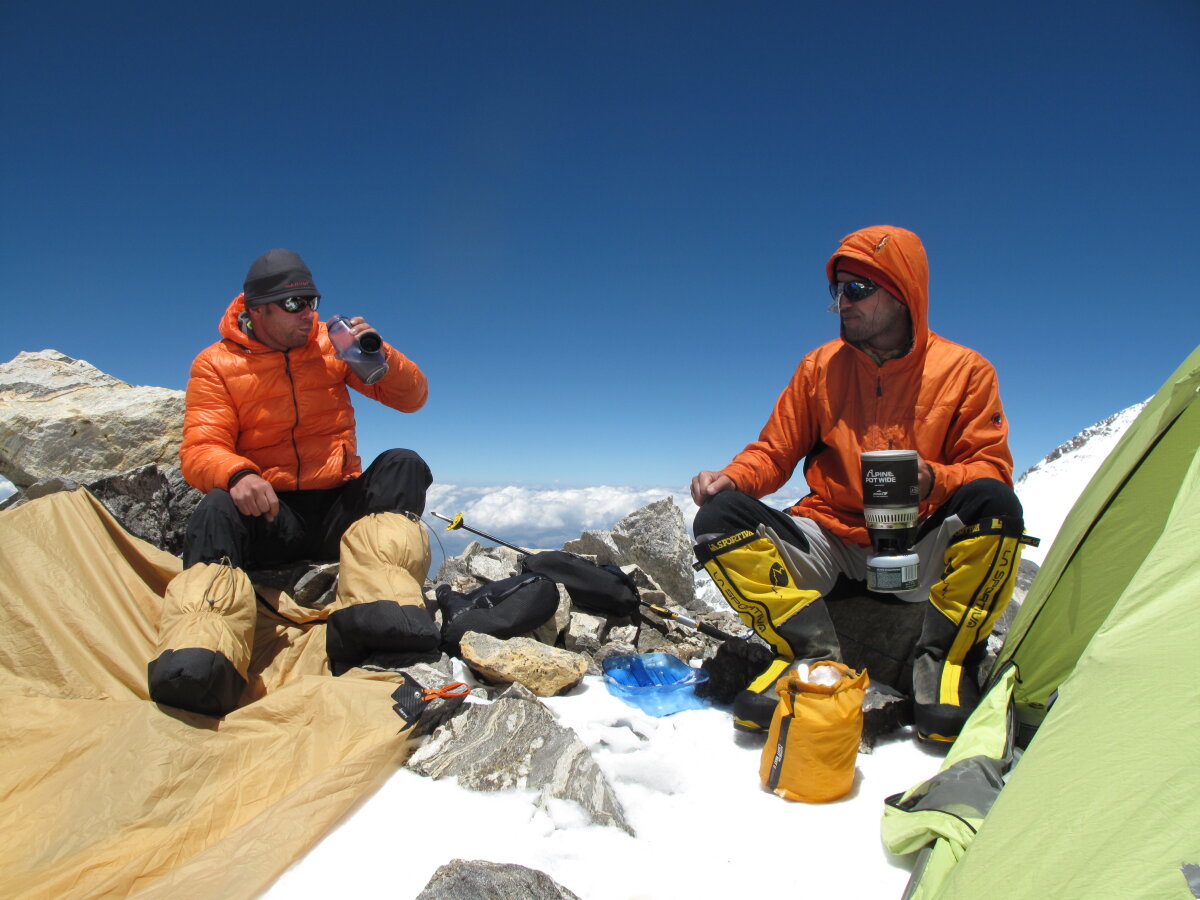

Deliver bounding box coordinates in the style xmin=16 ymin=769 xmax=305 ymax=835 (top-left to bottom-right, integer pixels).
xmin=720 ymin=226 xmax=1013 ymax=546
xmin=180 ymin=295 xmax=428 ymax=494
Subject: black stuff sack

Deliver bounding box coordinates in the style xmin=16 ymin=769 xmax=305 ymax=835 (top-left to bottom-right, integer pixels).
xmin=436 ymin=572 xmax=560 ymax=655
xmin=519 ymin=550 xmax=641 ymax=617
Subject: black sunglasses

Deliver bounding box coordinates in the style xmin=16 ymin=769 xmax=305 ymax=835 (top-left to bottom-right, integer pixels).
xmin=828 ymin=279 xmax=880 ymax=303
xmin=275 ymin=295 xmax=320 ymax=313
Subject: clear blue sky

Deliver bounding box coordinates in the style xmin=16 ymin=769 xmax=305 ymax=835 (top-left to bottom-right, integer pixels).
xmin=3 ymin=1 xmax=1198 ymax=492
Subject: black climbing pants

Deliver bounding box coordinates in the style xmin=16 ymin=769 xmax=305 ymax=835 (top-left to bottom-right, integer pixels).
xmin=183 ymin=448 xmax=432 ymax=569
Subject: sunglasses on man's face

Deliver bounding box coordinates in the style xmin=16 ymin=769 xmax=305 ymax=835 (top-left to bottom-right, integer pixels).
xmin=828 ymin=279 xmax=880 ymax=303
xmin=275 ymin=295 xmax=320 ymax=313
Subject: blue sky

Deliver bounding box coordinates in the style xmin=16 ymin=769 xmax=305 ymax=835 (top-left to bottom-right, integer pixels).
xmin=3 ymin=1 xmax=1198 ymax=500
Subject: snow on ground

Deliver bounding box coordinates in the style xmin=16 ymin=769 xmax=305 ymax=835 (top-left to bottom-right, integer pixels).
xmin=267 ymin=663 xmax=941 ymax=900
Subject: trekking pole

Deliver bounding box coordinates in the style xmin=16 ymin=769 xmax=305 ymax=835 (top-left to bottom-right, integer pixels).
xmin=638 ymin=600 xmax=741 ymax=643
xmin=431 ymin=511 xmax=741 ymax=643
xmin=431 ymin=511 xmax=532 ymax=555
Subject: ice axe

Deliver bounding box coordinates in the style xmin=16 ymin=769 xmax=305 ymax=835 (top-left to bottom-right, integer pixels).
xmin=431 ymin=510 xmax=741 ymax=643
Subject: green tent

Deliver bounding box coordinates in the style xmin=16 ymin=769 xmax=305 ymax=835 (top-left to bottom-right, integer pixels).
xmin=883 ymin=344 xmax=1200 ymax=899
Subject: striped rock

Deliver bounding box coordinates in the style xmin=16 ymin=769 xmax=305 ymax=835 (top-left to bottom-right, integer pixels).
xmin=407 ymin=685 xmax=632 ymax=833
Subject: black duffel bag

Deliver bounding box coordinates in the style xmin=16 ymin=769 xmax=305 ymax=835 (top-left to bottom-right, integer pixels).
xmin=436 ymin=571 xmax=560 ymax=655
xmin=519 ymin=550 xmax=640 ymax=618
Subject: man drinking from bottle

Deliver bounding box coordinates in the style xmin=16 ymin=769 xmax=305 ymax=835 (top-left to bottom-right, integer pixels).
xmin=148 ymin=248 xmax=437 ymax=717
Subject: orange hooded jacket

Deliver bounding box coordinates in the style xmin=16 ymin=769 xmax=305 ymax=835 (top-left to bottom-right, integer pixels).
xmin=180 ymin=295 xmax=428 ymax=494
xmin=720 ymin=226 xmax=1013 ymax=546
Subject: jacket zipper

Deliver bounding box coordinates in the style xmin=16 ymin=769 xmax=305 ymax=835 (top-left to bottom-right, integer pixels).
xmin=875 ymin=373 xmax=894 ymax=448
xmin=284 ymin=350 xmax=302 ymax=488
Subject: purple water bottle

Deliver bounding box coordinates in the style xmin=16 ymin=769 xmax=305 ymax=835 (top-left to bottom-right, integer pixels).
xmin=326 ymin=315 xmax=389 ymax=385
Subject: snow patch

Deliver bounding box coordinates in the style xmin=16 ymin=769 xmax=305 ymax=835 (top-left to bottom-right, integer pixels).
xmin=1015 ymin=400 xmax=1146 ymax=564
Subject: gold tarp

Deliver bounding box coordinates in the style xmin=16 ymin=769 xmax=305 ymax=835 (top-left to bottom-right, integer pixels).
xmin=0 ymin=489 xmax=414 ymax=898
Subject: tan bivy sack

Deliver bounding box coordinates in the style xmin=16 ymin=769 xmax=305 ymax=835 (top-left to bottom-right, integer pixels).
xmin=332 ymin=511 xmax=430 ymax=611
xmin=759 ymin=661 xmax=869 ymax=802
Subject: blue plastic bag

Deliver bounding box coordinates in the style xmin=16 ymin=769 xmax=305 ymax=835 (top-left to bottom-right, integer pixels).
xmin=602 ymin=653 xmax=710 ymax=717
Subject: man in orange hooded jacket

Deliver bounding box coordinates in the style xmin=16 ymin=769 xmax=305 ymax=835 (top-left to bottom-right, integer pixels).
xmin=691 ymin=226 xmax=1031 ymax=742
xmin=148 ymin=249 xmax=438 ymax=717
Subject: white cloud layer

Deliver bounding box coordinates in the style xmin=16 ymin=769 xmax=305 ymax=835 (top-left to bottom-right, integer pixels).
xmin=428 ymin=483 xmax=690 ymax=536
xmin=420 ymin=481 xmax=804 ymax=576
xmin=422 ymin=484 xmax=691 ymax=566
xmin=426 ymin=482 xmax=802 ymax=538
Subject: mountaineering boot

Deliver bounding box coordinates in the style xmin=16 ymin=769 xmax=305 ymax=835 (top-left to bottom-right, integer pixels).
xmin=913 ymin=516 xmax=1026 ymax=743
xmin=326 ymin=511 xmax=441 ymax=674
xmin=694 ymin=529 xmax=841 ymax=732
xmin=147 ymin=560 xmax=256 ymax=717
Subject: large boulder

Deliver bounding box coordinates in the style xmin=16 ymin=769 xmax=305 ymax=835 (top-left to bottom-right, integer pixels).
xmin=0 ymin=350 xmax=184 ymax=488
xmin=459 ymin=632 xmax=588 ymax=697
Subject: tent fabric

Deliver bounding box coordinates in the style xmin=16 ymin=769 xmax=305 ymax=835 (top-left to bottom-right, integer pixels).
xmin=880 ymin=665 xmax=1019 ymax=899
xmin=0 ymin=489 xmax=416 ymax=899
xmin=994 ymin=344 xmax=1200 ymax=732
xmin=932 ymin=430 xmax=1200 ymax=899
xmin=885 ymin=345 xmax=1200 ymax=899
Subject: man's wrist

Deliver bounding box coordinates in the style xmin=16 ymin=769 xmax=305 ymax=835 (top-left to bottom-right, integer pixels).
xmin=226 ymin=469 xmax=257 ymax=491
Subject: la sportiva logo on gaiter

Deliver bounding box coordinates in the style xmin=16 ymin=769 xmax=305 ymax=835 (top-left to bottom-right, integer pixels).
xmin=769 ymin=563 xmax=789 ymax=588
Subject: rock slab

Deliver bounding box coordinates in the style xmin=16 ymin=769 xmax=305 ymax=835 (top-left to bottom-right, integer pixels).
xmin=407 ymin=687 xmax=632 ymax=834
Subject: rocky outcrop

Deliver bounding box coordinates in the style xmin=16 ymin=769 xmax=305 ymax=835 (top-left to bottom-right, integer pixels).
xmin=435 ymin=540 xmax=743 ymax=675
xmin=564 ymin=496 xmax=706 ymax=611
xmin=250 ymin=560 xmax=342 ymax=609
xmin=0 ymin=350 xmax=184 ymax=488
xmin=415 ymin=859 xmax=581 ymax=900
xmin=0 ymin=463 xmax=201 ymax=556
xmin=84 ymin=464 xmax=200 ymax=556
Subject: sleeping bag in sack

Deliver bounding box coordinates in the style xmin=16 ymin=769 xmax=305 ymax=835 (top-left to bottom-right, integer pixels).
xmin=436 ymin=572 xmax=560 ymax=655
xmin=759 ymin=661 xmax=868 ymax=802
xmin=519 ymin=551 xmax=641 ymax=617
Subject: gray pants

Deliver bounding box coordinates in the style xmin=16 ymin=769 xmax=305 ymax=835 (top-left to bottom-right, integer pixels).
xmin=767 ymin=514 xmax=965 ymax=603
xmin=691 ymin=480 xmax=1022 ymax=602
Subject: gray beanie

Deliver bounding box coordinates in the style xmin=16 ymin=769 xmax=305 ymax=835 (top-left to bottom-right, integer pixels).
xmin=242 ymin=249 xmax=320 ymax=306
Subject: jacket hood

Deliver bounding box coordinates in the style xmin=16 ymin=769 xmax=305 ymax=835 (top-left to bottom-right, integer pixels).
xmin=826 ymin=226 xmax=930 ymax=357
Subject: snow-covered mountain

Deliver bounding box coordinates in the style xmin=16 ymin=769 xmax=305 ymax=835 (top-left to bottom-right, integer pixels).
xmin=1015 ymin=400 xmax=1147 ymax=565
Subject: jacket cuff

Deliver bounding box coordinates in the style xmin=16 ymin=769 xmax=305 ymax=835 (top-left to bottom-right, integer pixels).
xmin=226 ymin=468 xmax=258 ymax=491
xmin=718 ymin=465 xmax=749 ymax=495
xmin=924 ymin=461 xmax=952 ymax=510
